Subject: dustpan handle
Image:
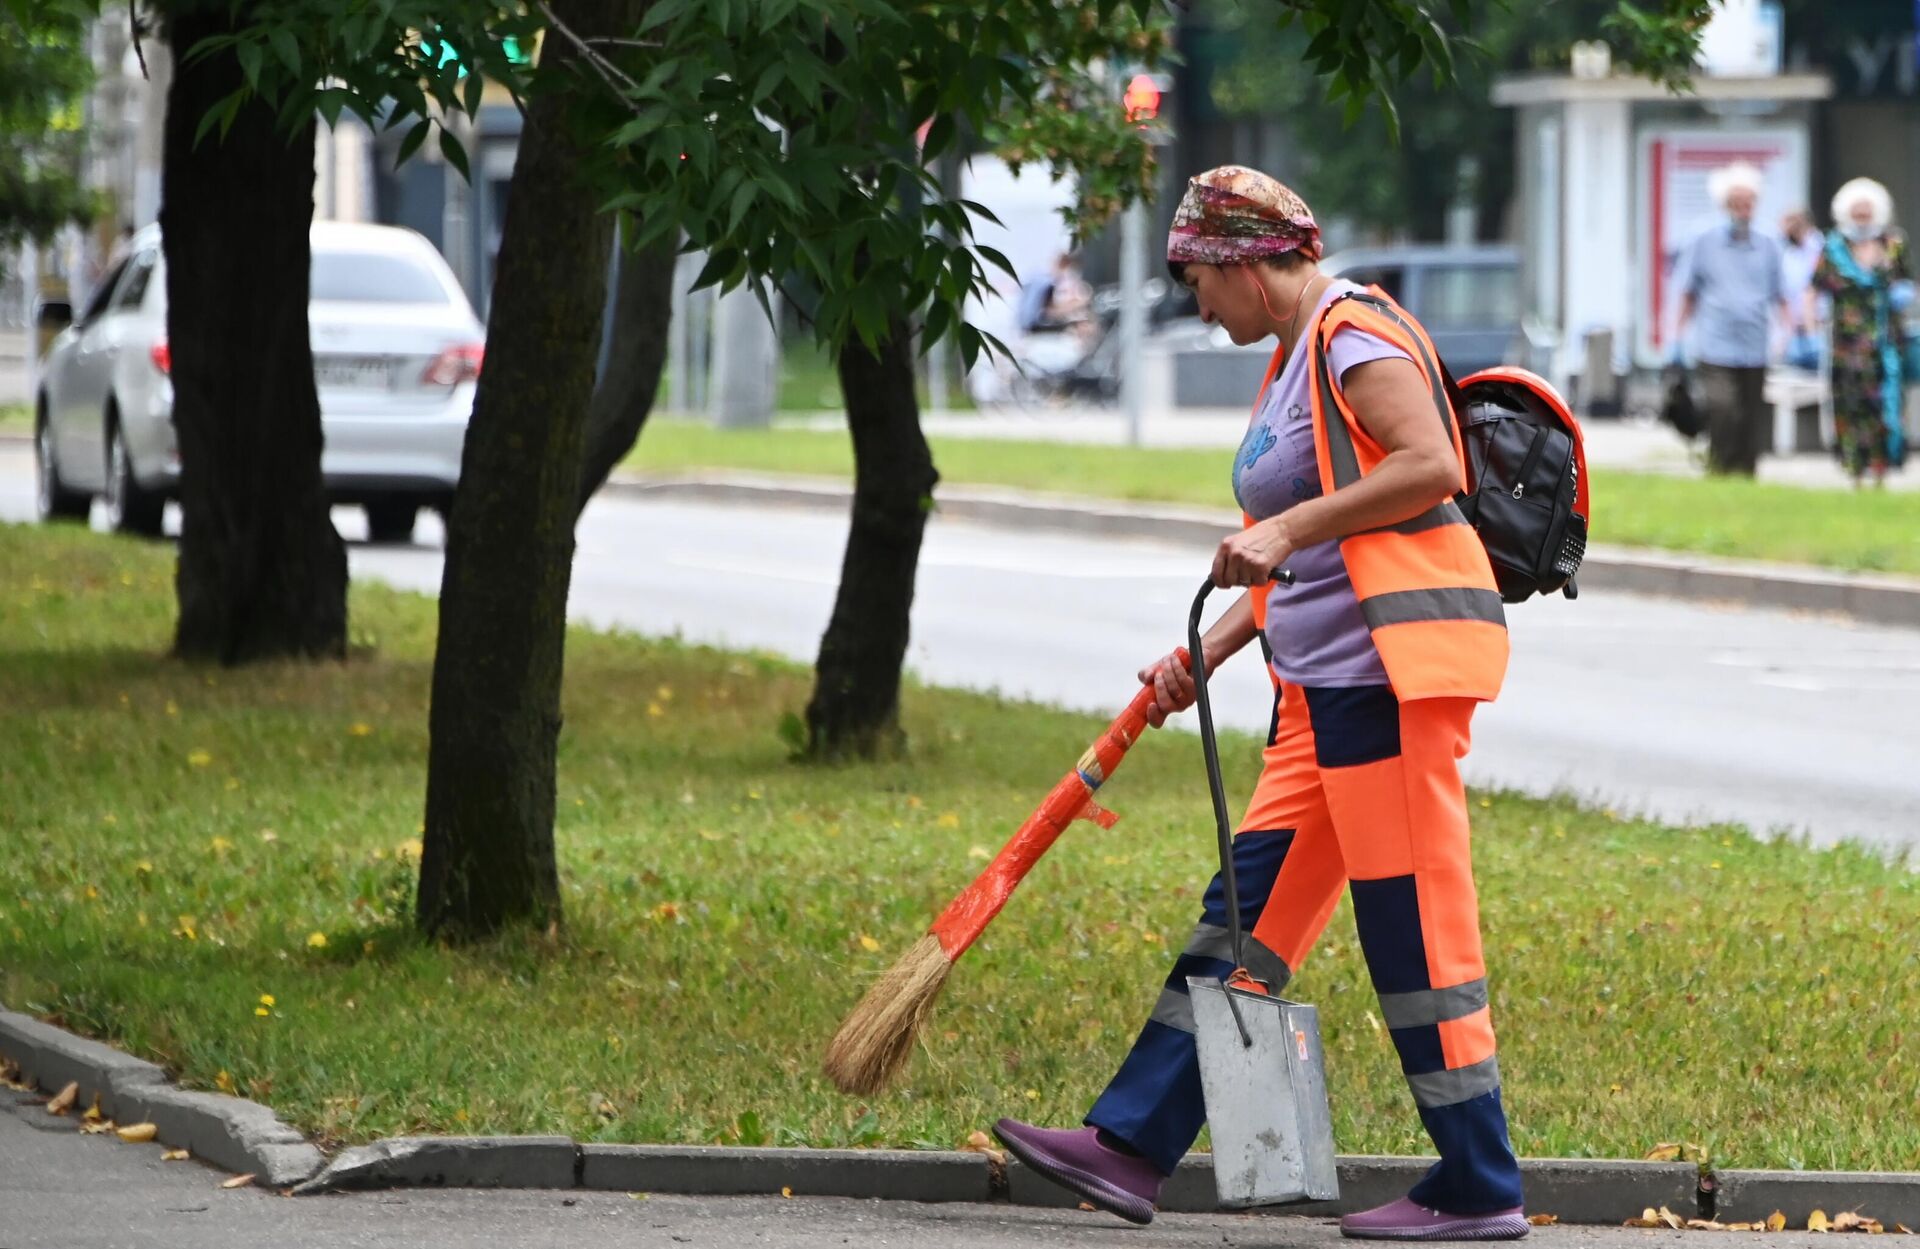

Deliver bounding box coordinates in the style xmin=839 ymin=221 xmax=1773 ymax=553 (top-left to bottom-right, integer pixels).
xmin=1186 ymin=571 xmax=1293 ymax=986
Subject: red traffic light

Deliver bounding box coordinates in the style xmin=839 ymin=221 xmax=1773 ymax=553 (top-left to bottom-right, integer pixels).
xmin=1123 ymin=73 xmax=1161 ymax=123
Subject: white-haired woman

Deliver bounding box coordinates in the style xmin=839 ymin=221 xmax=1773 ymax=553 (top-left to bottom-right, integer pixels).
xmin=1811 ymin=177 xmax=1912 ymax=484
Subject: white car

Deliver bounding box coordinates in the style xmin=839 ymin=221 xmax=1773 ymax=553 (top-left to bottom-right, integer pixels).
xmin=34 ymin=221 xmax=484 ymax=542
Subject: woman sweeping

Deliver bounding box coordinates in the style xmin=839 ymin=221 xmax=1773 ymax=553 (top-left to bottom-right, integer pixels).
xmin=1811 ymin=177 xmax=1911 ymax=486
xmin=992 ymin=166 xmax=1529 ymax=1241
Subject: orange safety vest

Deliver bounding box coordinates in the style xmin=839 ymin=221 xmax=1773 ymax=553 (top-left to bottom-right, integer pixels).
xmin=1245 ymin=286 xmax=1508 ymax=703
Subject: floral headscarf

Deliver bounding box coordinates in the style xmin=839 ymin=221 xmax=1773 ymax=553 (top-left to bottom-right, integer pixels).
xmin=1166 ymin=165 xmax=1322 ymax=270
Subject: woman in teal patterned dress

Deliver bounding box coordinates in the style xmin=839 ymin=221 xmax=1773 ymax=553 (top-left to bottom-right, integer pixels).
xmin=1810 ymin=177 xmax=1911 ymax=486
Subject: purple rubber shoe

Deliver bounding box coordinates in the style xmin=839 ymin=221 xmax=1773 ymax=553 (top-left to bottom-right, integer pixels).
xmin=992 ymin=1120 xmax=1163 ymax=1225
xmin=1341 ymin=1197 xmax=1531 ymax=1241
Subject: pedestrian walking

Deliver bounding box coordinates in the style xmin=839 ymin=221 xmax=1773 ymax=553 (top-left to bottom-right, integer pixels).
xmin=1780 ymin=209 xmax=1826 ymax=369
xmin=1811 ymin=177 xmax=1911 ymax=486
xmin=1674 ymin=163 xmax=1791 ymax=475
xmin=991 ymin=165 xmax=1530 ymax=1241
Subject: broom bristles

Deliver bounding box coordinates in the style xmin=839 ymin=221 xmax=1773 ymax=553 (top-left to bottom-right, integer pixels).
xmin=822 ymin=933 xmax=954 ymax=1096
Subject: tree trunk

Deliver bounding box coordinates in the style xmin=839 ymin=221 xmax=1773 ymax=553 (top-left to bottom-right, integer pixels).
xmin=162 ymin=5 xmax=344 ymax=664
xmin=804 ymin=319 xmax=938 ymax=760
xmin=417 ymin=0 xmax=631 ymax=940
xmin=574 ymin=225 xmax=676 ymax=517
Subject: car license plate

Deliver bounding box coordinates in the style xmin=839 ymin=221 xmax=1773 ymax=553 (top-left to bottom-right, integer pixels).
xmin=316 ymin=355 xmax=394 ymax=389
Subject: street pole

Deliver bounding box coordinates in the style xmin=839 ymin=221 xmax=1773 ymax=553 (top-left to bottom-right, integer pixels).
xmin=1119 ymin=195 xmax=1147 ymax=448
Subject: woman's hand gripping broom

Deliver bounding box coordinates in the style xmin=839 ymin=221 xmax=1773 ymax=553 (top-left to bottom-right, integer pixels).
xmin=822 ymin=659 xmax=1183 ymax=1096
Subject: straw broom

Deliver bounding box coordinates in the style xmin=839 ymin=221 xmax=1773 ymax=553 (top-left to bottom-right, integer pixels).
xmin=823 ymin=665 xmax=1179 ymax=1095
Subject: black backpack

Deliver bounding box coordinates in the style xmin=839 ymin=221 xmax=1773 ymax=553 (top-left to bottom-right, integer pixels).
xmin=1448 ymin=367 xmax=1589 ymax=602
xmin=1316 ymin=291 xmax=1590 ymax=604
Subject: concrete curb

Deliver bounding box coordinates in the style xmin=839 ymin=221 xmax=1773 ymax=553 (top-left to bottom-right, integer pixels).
xmin=609 ymin=472 xmax=1920 ymax=630
xmin=1713 ymin=1170 xmax=1920 ymax=1226
xmin=579 ymin=1145 xmax=992 ymax=1202
xmin=294 ymin=1135 xmax=579 ymax=1193
xmin=0 ymin=1007 xmax=324 ymax=1187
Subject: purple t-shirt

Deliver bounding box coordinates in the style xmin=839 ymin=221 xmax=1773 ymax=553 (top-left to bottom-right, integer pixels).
xmin=1231 ymin=281 xmax=1409 ymax=687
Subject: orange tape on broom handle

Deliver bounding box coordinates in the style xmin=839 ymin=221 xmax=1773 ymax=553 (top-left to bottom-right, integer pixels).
xmin=927 ymin=652 xmax=1185 ymax=961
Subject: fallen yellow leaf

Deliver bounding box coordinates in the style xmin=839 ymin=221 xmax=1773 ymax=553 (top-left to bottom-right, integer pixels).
xmin=1527 ymin=1214 xmax=1559 ymax=1227
xmin=1895 ymin=1224 xmax=1913 ymax=1235
xmin=967 ymin=845 xmax=991 ymax=860
xmin=857 ymin=934 xmax=881 ymax=953
xmin=1659 ymin=1206 xmax=1686 ymax=1230
xmin=46 ymin=1081 xmax=78 ymax=1116
xmin=936 ymin=811 xmax=960 ymax=829
xmin=84 ymin=1093 xmax=103 ymax=1123
xmin=1811 ymin=1211 xmax=1832 ymax=1233
xmin=1687 ymin=1219 xmax=1725 ymax=1231
xmin=221 ymin=1173 xmax=255 ymax=1189
xmin=780 ymin=1186 xmax=792 ymax=1199
xmin=162 ymin=1148 xmax=190 ymax=1161
xmin=79 ymin=1119 xmax=116 ymax=1135
xmin=1624 ymin=1208 xmax=1662 ymax=1229
xmin=116 ymin=1122 xmax=158 ymax=1143
xmin=187 ymin=749 xmax=213 ymax=768
xmin=1644 ymin=1143 xmax=1683 ymax=1162
xmin=306 ymin=931 xmax=328 ymax=949
xmin=1768 ymin=1212 xmax=1789 ymax=1232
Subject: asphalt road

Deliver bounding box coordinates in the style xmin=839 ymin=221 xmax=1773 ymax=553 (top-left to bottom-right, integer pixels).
xmin=0 ymin=1093 xmax=1839 ymax=1249
xmin=3 ymin=441 xmax=1916 ymax=852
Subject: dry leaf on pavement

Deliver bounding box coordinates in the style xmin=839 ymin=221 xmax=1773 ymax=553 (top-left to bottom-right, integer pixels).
xmin=960 ymin=1130 xmax=1006 ymax=1166
xmin=1768 ymin=1212 xmax=1789 ymax=1232
xmin=1528 ymin=1214 xmax=1560 ymax=1226
xmin=79 ymin=1119 xmax=116 ymax=1135
xmin=83 ymin=1094 xmax=103 ymax=1123
xmin=115 ymin=1122 xmax=158 ymax=1143
xmin=1688 ymin=1220 xmax=1726 ymax=1231
xmin=1811 ymin=1211 xmax=1832 ymax=1233
xmin=46 ymin=1081 xmax=78 ymax=1115
xmin=1624 ymin=1208 xmax=1663 ymax=1228
xmin=221 ymin=1173 xmax=255 ymax=1189
xmin=162 ymin=1148 xmax=190 ymax=1161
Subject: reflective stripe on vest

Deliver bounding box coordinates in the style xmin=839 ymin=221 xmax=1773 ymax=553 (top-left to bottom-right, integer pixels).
xmin=1306 ymin=288 xmax=1508 ymax=703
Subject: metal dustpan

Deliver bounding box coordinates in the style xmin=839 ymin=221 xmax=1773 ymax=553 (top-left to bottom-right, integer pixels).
xmin=1189 ymin=978 xmax=1338 ymax=1206
xmin=1185 ymin=577 xmax=1340 ymax=1209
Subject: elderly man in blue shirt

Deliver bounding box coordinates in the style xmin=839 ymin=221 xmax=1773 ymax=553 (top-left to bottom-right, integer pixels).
xmin=1675 ymin=163 xmax=1794 ymax=475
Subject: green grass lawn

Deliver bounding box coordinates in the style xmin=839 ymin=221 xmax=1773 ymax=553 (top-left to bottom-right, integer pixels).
xmin=4 ymin=521 xmax=1918 ymax=1171
xmin=660 ymin=341 xmax=970 ymax=414
xmin=628 ymin=420 xmax=1920 ymax=577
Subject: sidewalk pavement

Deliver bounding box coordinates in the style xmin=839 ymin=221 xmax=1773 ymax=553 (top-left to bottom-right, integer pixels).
xmin=782 ymin=408 xmax=1920 ymax=492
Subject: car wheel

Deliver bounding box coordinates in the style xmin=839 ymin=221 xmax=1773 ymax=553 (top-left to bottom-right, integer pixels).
xmin=35 ymin=410 xmax=91 ymax=523
xmin=365 ymin=500 xmax=419 ymax=545
xmin=103 ymin=415 xmax=165 ymax=537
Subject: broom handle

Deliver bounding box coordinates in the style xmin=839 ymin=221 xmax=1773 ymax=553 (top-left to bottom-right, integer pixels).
xmin=926 ymin=661 xmax=1182 ymax=961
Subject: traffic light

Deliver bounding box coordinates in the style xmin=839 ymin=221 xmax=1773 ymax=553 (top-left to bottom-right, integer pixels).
xmin=1123 ymin=73 xmax=1161 ymax=123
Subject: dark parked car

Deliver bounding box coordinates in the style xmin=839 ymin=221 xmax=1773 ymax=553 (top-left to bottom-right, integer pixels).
xmin=1159 ymin=244 xmax=1523 ymax=406
xmin=1320 ymin=244 xmax=1521 ymax=376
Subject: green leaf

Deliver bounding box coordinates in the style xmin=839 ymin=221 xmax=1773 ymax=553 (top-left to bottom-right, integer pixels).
xmin=975 ymin=244 xmax=1016 ymax=284
xmin=192 ymin=87 xmax=249 ymax=147
xmin=922 ymin=114 xmax=954 ymax=160
xmin=463 ymin=66 xmax=484 ymax=117
xmin=235 ymin=39 xmax=264 ymax=90
xmin=727 ymin=179 xmax=758 ymax=234
xmin=395 ymin=118 xmax=432 ymax=167
xmin=439 ymin=127 xmax=471 ymax=182
xmin=267 ymin=27 xmax=301 ymax=78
